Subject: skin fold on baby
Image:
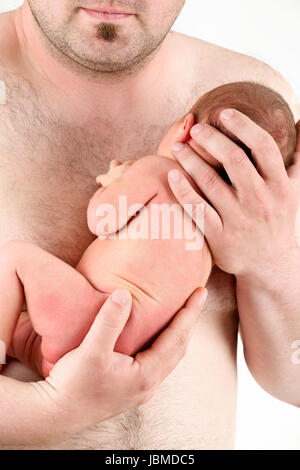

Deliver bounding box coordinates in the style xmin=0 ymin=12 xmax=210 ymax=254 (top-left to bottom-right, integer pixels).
xmin=0 ymin=81 xmax=295 ymax=377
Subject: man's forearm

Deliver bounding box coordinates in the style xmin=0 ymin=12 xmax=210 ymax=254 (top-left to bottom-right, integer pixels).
xmin=237 ymin=249 xmax=300 ymax=407
xmin=0 ymin=376 xmax=67 ymax=448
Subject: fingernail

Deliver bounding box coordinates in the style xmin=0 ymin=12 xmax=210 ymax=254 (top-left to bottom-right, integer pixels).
xmin=191 ymin=124 xmax=204 ymax=136
xmin=168 ymin=170 xmax=180 ymax=183
xmin=111 ymin=289 xmax=131 ymax=307
xmin=172 ymin=142 xmax=185 ymax=152
xmin=221 ymin=109 xmax=235 ymax=120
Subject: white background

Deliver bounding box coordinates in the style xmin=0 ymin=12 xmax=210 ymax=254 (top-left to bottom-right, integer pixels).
xmin=1 ymin=0 xmax=300 ymax=451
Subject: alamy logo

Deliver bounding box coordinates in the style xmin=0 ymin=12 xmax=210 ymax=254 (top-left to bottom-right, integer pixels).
xmin=0 ymin=80 xmax=6 ymax=105
xmin=0 ymin=340 xmax=6 ymax=365
xmin=95 ymin=196 xmax=205 ymax=251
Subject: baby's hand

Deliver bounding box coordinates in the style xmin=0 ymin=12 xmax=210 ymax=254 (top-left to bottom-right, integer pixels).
xmin=96 ymin=160 xmax=133 ymax=187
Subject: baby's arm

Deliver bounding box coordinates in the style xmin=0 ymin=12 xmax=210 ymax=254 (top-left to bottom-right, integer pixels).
xmin=96 ymin=160 xmax=134 ymax=187
xmin=88 ymin=155 xmax=179 ymax=237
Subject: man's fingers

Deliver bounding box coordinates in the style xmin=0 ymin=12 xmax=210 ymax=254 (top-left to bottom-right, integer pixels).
xmin=171 ymin=142 xmax=236 ymax=216
xmin=168 ymin=169 xmax=222 ymax=238
xmin=188 ymin=122 xmax=263 ymax=192
xmin=82 ymin=290 xmax=132 ymax=356
xmin=134 ymin=287 xmax=208 ymax=387
xmin=218 ymin=109 xmax=287 ymax=183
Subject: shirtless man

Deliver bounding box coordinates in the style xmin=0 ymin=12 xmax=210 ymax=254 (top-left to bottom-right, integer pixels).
xmin=0 ymin=1 xmax=299 ymax=449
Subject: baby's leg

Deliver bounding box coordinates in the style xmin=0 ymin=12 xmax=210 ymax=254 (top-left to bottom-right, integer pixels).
xmin=0 ymin=241 xmax=106 ymax=375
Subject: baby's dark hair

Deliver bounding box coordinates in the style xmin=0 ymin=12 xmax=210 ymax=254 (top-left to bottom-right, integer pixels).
xmin=190 ymin=81 xmax=296 ymax=167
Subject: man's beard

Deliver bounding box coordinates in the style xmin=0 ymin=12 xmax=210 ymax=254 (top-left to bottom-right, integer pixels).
xmin=27 ymin=0 xmax=174 ymax=74
xmin=97 ymin=23 xmax=119 ymax=42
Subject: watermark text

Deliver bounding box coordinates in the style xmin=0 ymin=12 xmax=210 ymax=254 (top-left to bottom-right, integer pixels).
xmin=95 ymin=196 xmax=205 ymax=251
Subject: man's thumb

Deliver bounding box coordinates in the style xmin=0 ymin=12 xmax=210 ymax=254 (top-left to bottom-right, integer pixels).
xmin=83 ymin=290 xmax=132 ymax=355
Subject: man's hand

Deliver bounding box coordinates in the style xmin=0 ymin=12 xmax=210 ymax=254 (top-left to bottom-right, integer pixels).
xmin=168 ymin=111 xmax=300 ymax=278
xmin=168 ymin=111 xmax=300 ymax=406
xmin=0 ymin=287 xmax=207 ymax=447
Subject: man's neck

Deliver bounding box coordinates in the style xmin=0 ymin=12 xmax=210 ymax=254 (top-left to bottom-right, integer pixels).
xmin=13 ymin=4 xmax=174 ymax=117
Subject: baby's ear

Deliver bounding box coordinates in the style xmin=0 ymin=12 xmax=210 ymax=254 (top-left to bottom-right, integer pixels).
xmin=176 ymin=113 xmax=195 ymax=143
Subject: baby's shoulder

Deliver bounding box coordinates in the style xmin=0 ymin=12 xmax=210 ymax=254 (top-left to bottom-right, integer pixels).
xmin=128 ymin=155 xmax=181 ymax=187
xmin=132 ymin=154 xmax=177 ymax=174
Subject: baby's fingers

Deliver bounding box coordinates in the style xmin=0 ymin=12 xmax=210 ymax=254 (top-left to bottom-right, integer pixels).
xmin=110 ymin=160 xmax=121 ymax=169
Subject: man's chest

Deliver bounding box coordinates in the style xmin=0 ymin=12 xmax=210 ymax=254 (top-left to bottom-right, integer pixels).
xmin=0 ymin=76 xmax=177 ymax=265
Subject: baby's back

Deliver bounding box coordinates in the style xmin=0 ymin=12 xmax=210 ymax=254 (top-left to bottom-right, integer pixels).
xmin=77 ymin=156 xmax=212 ymax=354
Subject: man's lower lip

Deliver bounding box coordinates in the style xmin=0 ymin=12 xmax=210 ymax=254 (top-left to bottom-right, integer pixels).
xmin=81 ymin=8 xmax=134 ymax=21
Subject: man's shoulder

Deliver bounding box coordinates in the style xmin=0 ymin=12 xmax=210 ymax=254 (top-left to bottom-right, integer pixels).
xmin=172 ymin=31 xmax=299 ymax=119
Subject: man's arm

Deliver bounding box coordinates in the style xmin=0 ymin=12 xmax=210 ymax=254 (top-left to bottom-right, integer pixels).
xmin=236 ymin=251 xmax=300 ymax=407
xmin=236 ymin=120 xmax=300 ymax=406
xmin=168 ymin=107 xmax=300 ymax=406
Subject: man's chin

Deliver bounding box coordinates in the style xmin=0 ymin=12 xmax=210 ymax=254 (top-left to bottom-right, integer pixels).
xmin=64 ymin=35 xmax=130 ymax=71
xmin=66 ymin=50 xmax=137 ymax=74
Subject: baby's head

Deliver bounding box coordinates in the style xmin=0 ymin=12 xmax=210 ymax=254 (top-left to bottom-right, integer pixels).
xmin=158 ymin=81 xmax=297 ymax=171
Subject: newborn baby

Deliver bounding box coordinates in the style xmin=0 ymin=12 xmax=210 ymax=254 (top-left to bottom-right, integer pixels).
xmin=0 ymin=81 xmax=296 ymax=377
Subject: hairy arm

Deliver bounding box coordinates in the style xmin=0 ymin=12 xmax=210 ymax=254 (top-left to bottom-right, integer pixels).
xmin=236 ymin=117 xmax=300 ymax=406
xmin=231 ymin=68 xmax=300 ymax=405
xmin=168 ymin=58 xmax=300 ymax=405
